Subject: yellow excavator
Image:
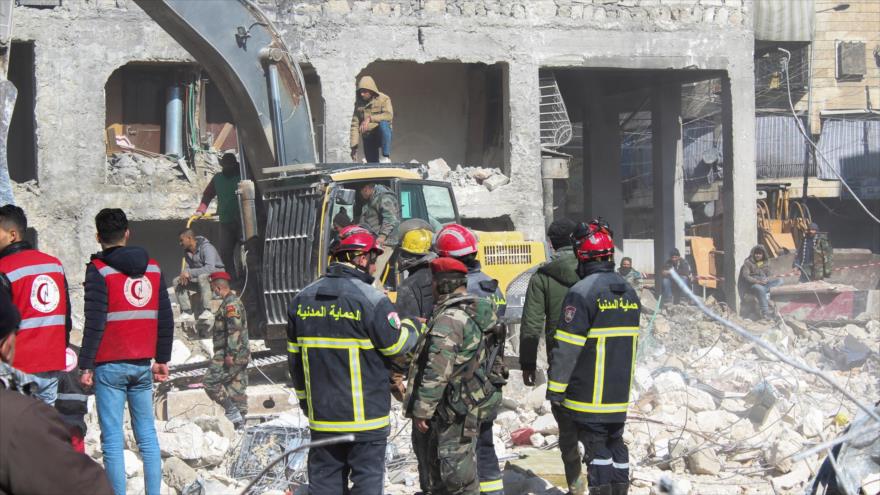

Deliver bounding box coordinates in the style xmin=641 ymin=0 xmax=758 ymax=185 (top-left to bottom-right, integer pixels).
xmin=134 ymin=0 xmax=544 ymax=351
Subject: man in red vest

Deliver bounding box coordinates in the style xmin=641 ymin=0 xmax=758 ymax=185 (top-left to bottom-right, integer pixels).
xmin=78 ymin=208 xmax=174 ymax=495
xmin=0 ymin=204 xmax=71 ymax=406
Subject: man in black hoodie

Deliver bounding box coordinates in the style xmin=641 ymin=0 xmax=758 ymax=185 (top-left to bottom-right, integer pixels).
xmin=78 ymin=208 xmax=174 ymax=495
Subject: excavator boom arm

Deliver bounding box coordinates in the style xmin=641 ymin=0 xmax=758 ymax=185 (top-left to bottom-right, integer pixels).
xmin=133 ymin=0 xmax=317 ymax=180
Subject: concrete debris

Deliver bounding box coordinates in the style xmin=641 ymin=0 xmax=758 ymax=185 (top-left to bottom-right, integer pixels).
xmin=423 ymin=157 xmax=510 ymax=192
xmin=107 ymin=153 xmax=187 ymax=187
xmin=87 ymin=301 xmax=876 ymax=495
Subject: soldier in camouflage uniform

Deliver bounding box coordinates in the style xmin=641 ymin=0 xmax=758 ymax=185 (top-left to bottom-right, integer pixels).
xmin=357 ymin=182 xmax=400 ymax=288
xmin=202 ymin=271 xmax=249 ymax=428
xmin=405 ymin=257 xmax=500 ymax=495
xmin=795 ymin=222 xmax=833 ymax=282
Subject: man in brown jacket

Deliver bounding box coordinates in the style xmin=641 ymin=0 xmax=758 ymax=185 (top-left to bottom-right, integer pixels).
xmin=0 ymin=279 xmax=114 ymax=495
xmin=350 ymin=76 xmax=394 ymax=163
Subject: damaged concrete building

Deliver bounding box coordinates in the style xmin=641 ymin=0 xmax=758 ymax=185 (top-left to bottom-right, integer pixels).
xmin=7 ymin=0 xmax=754 ymax=308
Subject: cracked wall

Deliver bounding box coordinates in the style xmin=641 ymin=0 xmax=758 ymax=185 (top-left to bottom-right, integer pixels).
xmin=9 ymin=0 xmax=755 ymax=319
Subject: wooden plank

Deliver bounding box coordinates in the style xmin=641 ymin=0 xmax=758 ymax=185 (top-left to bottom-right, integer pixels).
xmin=212 ymin=122 xmax=233 ymax=150
xmin=688 ymin=236 xmax=718 ymax=289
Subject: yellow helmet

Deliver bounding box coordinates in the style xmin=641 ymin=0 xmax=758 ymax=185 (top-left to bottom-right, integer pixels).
xmin=400 ymin=228 xmax=433 ymax=255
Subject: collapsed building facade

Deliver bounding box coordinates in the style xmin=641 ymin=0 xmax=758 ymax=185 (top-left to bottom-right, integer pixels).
xmin=8 ymin=0 xmax=755 ymax=310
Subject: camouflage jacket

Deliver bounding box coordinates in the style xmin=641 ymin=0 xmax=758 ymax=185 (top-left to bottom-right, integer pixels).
xmin=212 ymin=292 xmax=249 ymax=366
xmin=406 ymin=293 xmax=497 ymax=421
xmin=797 ymin=233 xmax=833 ymax=280
xmin=358 ymin=184 xmax=400 ymax=244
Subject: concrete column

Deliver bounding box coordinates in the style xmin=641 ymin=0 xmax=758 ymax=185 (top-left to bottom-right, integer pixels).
xmin=582 ymin=80 xmax=623 ymax=244
xmin=651 ymin=82 xmax=685 ymax=277
xmin=312 ymin=62 xmax=359 ymax=163
xmin=721 ymin=72 xmax=757 ymax=308
xmin=505 ymin=62 xmax=545 ymax=240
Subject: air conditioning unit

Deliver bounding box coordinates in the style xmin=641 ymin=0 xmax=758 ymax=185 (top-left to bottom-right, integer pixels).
xmin=837 ymin=41 xmax=866 ymax=80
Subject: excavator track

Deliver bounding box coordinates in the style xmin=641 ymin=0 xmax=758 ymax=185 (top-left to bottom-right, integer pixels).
xmin=163 ymin=350 xmax=286 ymax=388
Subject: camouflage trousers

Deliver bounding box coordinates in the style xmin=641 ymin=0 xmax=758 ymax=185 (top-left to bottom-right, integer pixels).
xmin=203 ymin=360 xmax=248 ymax=415
xmin=427 ymin=416 xmax=479 ymax=495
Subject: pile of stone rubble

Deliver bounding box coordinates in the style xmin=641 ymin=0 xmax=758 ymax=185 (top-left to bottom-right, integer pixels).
xmin=91 ymin=296 xmax=878 ymax=495
xmin=423 ymin=157 xmax=510 ymax=191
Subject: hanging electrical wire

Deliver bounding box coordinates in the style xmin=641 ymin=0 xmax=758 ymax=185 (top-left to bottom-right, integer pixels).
xmin=778 ymin=48 xmax=880 ymax=225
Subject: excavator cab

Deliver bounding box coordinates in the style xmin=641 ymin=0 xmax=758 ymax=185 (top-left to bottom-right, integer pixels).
xmin=133 ymin=0 xmax=545 ymax=353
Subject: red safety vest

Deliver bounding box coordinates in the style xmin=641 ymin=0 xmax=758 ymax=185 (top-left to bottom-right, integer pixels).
xmin=91 ymin=259 xmax=161 ymax=363
xmin=0 ymin=249 xmax=68 ymax=373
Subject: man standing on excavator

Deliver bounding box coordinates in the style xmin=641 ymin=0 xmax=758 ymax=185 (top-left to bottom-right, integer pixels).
xmin=195 ymin=152 xmax=241 ymax=283
xmin=350 ymin=75 xmax=394 ymax=163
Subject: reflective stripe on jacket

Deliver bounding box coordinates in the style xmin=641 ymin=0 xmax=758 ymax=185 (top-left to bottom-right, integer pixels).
xmin=91 ymin=259 xmax=161 ymax=363
xmin=0 ymin=249 xmax=69 ymax=373
xmin=547 ymin=262 xmax=641 ymax=424
xmin=287 ymin=263 xmax=417 ymax=439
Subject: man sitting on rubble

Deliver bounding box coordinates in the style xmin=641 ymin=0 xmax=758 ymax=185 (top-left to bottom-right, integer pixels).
xmin=350 ymin=75 xmax=394 ymax=163
xmin=739 ymin=245 xmax=783 ymax=320
xmin=660 ymin=248 xmax=693 ymax=306
xmin=174 ymin=228 xmax=224 ymax=322
xmin=617 ymin=256 xmax=643 ymax=291
xmin=202 ymin=271 xmax=249 ymax=429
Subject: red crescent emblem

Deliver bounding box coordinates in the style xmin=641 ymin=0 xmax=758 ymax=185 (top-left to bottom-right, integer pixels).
xmin=36 ymin=283 xmax=50 ymax=305
xmin=130 ymin=280 xmax=143 ymax=300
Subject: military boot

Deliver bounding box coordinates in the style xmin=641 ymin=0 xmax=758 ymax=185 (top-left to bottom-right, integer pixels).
xmin=222 ymin=398 xmax=245 ymax=429
xmin=588 ymin=485 xmax=612 ymax=495
xmin=610 ymin=483 xmax=628 ymax=495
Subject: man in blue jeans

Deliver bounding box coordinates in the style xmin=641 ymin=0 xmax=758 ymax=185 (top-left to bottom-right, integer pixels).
xmin=350 ymin=75 xmax=394 ymax=163
xmin=739 ymin=244 xmax=783 ymax=319
xmin=79 ymin=208 xmax=174 ymax=495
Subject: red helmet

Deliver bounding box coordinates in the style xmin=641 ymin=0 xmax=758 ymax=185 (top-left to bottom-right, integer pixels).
xmin=435 ymin=224 xmax=478 ymax=257
xmin=331 ymin=225 xmax=384 ymax=255
xmin=572 ymin=219 xmax=614 ymax=261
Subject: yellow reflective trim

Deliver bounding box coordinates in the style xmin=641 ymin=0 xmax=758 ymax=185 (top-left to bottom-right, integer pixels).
xmin=480 ymin=479 xmax=504 ymax=492
xmin=378 ymin=326 xmax=410 ymax=356
xmin=350 ymin=348 xmax=365 ymax=422
xmin=592 ymin=337 xmax=606 ymax=404
xmin=628 ymin=335 xmax=639 ymax=398
xmin=298 ymin=336 xmax=374 ymax=349
xmin=302 ymin=349 xmax=314 ymax=421
xmin=547 ymin=380 xmax=568 ymax=393
xmin=287 ymin=341 xmax=300 ymax=353
xmin=294 ymin=389 xmax=307 ymax=400
xmin=561 ymin=398 xmax=629 ymax=413
xmin=309 ymin=415 xmax=391 ymax=432
xmin=554 ymin=329 xmax=587 ymax=346
xmin=587 ymin=326 xmax=640 ymax=338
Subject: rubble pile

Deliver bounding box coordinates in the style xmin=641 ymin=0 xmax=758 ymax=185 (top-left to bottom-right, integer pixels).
xmin=93 ymin=299 xmax=877 ymax=495
xmin=106 ymin=153 xmax=188 ymax=187
xmin=423 ymin=158 xmax=510 ymax=191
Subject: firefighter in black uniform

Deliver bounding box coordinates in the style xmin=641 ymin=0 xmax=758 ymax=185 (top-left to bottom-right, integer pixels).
xmin=546 ymin=220 xmax=640 ymax=495
xmin=287 ymin=225 xmax=418 ymax=494
xmin=435 ymin=223 xmax=507 ymax=495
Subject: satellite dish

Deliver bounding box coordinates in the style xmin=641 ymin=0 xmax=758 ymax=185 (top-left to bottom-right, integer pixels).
xmin=703 ymin=201 xmax=715 ymax=218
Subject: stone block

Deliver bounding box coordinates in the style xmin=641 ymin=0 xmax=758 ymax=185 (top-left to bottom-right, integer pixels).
xmin=163 ymin=389 xmax=224 ymax=421
xmin=423 ymin=0 xmax=445 ymax=14
xmin=323 ymin=0 xmax=350 ymax=15
xmin=484 ymin=173 xmax=510 ymax=191
xmin=163 ymin=456 xmax=198 ymax=492
xmin=700 ymin=0 xmax=723 ymax=6
xmin=246 ymin=384 xmax=297 ymax=415
xmin=533 ymin=413 xmax=559 ymax=435
xmin=124 ymin=449 xmax=142 ymax=478
xmin=687 ymin=448 xmax=721 ymax=475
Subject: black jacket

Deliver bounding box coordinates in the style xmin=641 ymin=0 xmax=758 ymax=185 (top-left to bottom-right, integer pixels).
xmin=466 ymin=261 xmax=507 ymax=319
xmin=0 ymin=241 xmax=72 ymax=343
xmin=395 ymin=260 xmax=434 ymax=321
xmin=546 ymin=261 xmax=641 ymax=424
xmin=287 ymin=263 xmax=417 ymax=441
xmin=79 ymin=246 xmax=174 ymax=369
